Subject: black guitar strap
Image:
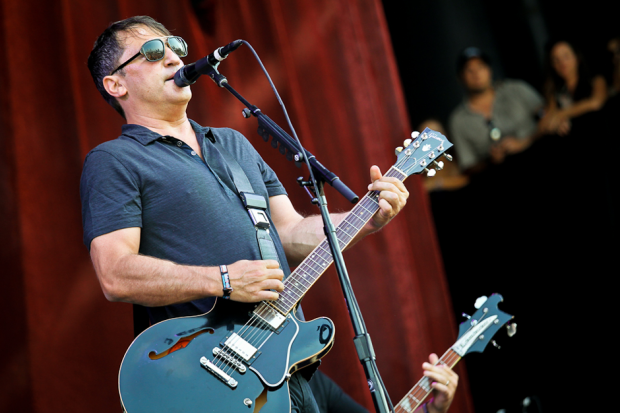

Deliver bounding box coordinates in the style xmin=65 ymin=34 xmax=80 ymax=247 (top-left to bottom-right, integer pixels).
xmin=207 ymin=130 xmax=282 ymax=268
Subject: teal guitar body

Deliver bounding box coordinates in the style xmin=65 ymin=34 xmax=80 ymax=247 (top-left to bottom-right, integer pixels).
xmin=119 ymin=299 xmax=334 ymax=413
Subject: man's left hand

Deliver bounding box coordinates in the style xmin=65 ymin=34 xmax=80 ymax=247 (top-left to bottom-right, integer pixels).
xmin=366 ymin=165 xmax=409 ymax=230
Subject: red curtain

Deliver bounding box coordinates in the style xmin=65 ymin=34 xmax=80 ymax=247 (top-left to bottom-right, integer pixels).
xmin=0 ymin=1 xmax=474 ymax=412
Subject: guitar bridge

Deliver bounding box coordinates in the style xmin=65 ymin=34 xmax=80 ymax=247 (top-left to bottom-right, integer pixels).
xmin=212 ymin=347 xmax=247 ymax=373
xmin=200 ymin=357 xmax=238 ymax=388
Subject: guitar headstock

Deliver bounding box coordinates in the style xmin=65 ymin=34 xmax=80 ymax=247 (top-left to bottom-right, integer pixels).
xmin=395 ymin=128 xmax=453 ymax=177
xmin=452 ymin=293 xmax=515 ymax=356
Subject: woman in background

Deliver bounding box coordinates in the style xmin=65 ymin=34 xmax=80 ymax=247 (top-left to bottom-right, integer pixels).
xmin=539 ymin=39 xmax=607 ymax=136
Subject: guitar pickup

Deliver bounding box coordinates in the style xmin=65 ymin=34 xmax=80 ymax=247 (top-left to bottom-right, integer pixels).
xmin=224 ymin=333 xmax=258 ymax=361
xmin=253 ymin=304 xmax=287 ymax=330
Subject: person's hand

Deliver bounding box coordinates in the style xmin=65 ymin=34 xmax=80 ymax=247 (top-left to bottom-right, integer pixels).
xmin=366 ymin=165 xmax=409 ymax=230
xmin=556 ymin=118 xmax=571 ymax=136
xmin=490 ymin=136 xmax=531 ymax=164
xmin=423 ymin=353 xmax=458 ymax=413
xmin=226 ymin=259 xmax=284 ymax=302
xmin=538 ymin=110 xmax=569 ymax=135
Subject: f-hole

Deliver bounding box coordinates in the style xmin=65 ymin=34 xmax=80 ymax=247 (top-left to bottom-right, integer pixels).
xmin=148 ymin=329 xmax=213 ymax=360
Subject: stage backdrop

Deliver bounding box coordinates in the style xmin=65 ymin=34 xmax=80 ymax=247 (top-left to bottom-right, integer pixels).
xmin=0 ymin=1 xmax=474 ymax=412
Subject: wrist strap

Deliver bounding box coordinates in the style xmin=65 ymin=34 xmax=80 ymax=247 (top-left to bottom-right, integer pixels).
xmin=219 ymin=265 xmax=233 ymax=299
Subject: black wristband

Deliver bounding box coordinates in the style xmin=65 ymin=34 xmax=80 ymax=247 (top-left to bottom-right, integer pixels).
xmin=219 ymin=265 xmax=233 ymax=299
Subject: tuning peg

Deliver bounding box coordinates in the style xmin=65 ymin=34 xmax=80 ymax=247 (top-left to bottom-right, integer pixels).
xmin=395 ymin=147 xmax=403 ymax=155
xmin=506 ymin=322 xmax=517 ymax=337
xmin=411 ymin=131 xmax=420 ymax=139
xmin=443 ymin=153 xmax=453 ymax=162
xmin=425 ymin=168 xmax=436 ymax=177
xmin=474 ymin=296 xmax=488 ymax=309
xmin=491 ymin=340 xmax=501 ymax=349
xmin=403 ymin=139 xmax=412 ymax=148
xmin=432 ymin=161 xmax=444 ymax=170
xmin=461 ymin=313 xmax=471 ymax=320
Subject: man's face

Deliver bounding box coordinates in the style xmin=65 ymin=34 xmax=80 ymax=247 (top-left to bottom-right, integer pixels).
xmin=114 ymin=26 xmax=191 ymax=112
xmin=461 ymin=58 xmax=492 ymax=93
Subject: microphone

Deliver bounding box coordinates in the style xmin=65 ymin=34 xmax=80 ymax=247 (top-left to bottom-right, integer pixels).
xmin=174 ymin=39 xmax=243 ymax=87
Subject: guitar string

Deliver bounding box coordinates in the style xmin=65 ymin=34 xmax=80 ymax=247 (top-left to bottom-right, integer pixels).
xmin=395 ymin=350 xmax=460 ymax=413
xmin=204 ymin=162 xmax=417 ymax=381
xmin=211 ymin=202 xmax=376 ymax=375
xmin=209 ymin=166 xmax=406 ymax=376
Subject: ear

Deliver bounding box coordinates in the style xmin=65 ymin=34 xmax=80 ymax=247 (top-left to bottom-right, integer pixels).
xmin=103 ymin=75 xmax=128 ymax=99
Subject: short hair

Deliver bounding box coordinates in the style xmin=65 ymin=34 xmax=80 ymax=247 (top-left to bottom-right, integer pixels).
xmin=87 ymin=16 xmax=171 ymax=118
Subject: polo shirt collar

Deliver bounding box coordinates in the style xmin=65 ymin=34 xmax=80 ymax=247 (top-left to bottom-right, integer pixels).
xmin=120 ymin=119 xmax=211 ymax=145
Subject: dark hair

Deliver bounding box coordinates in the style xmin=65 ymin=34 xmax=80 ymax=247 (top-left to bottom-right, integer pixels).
xmin=87 ymin=16 xmax=171 ymax=118
xmin=543 ymin=39 xmax=592 ymax=100
xmin=456 ymin=47 xmax=491 ymax=75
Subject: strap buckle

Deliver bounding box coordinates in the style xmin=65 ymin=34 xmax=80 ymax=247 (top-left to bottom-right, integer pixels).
xmin=240 ymin=192 xmax=270 ymax=229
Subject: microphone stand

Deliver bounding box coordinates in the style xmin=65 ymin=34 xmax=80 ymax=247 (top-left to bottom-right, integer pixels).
xmin=203 ymin=62 xmax=392 ymax=413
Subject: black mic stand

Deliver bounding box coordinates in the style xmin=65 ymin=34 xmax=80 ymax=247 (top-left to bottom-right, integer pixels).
xmin=203 ymin=59 xmax=393 ymax=413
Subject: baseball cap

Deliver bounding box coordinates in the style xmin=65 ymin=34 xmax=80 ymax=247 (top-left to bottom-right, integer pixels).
xmin=456 ymin=47 xmax=491 ymax=74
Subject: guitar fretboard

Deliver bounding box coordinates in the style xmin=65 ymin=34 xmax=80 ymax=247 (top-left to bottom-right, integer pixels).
xmin=261 ymin=166 xmax=407 ymax=316
xmin=394 ymin=349 xmax=461 ymax=413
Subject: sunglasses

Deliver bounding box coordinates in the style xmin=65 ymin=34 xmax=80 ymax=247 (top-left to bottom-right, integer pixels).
xmin=110 ymin=36 xmax=188 ymax=75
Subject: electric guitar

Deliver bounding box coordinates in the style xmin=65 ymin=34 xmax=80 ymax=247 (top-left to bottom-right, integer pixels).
xmin=118 ymin=128 xmax=453 ymax=413
xmin=395 ymin=293 xmax=516 ymax=413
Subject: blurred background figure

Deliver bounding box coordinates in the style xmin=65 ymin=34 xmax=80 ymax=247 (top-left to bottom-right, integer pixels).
xmin=607 ymin=35 xmax=620 ymax=97
xmin=448 ymin=47 xmax=544 ymax=175
xmin=418 ymin=118 xmax=469 ymax=192
xmin=539 ymin=39 xmax=607 ymax=137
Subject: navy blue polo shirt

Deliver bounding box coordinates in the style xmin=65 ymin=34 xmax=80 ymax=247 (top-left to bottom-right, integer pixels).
xmin=80 ymin=120 xmax=290 ymax=323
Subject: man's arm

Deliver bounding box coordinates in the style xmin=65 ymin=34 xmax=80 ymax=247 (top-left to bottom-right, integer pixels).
xmin=90 ymin=227 xmax=285 ymax=306
xmin=270 ymin=165 xmax=408 ymax=267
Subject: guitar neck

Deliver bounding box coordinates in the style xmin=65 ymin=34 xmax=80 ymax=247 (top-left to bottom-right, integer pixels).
xmin=394 ymin=348 xmax=461 ymax=413
xmin=268 ymin=165 xmax=407 ymax=315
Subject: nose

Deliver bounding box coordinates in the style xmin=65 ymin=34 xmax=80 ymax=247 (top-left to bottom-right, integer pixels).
xmin=164 ymin=45 xmax=183 ymax=67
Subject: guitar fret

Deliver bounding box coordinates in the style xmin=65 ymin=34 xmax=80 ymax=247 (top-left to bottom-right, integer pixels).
xmin=271 ymin=166 xmax=411 ymax=314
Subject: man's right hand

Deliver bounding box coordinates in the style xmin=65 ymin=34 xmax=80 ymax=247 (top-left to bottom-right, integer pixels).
xmin=226 ymin=260 xmax=284 ymax=302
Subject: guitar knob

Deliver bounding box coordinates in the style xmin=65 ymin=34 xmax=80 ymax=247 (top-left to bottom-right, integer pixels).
xmin=462 ymin=313 xmax=471 ymax=320
xmin=432 ymin=161 xmax=444 ymax=170
xmin=491 ymin=340 xmax=501 ymax=349
xmin=403 ymin=139 xmax=412 ymax=147
xmin=443 ymin=153 xmax=453 ymax=162
xmin=425 ymin=168 xmax=436 ymax=177
xmin=395 ymin=147 xmax=403 ymax=155
xmin=411 ymin=131 xmax=420 ymax=139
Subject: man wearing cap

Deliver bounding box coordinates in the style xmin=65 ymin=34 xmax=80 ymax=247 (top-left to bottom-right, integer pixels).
xmin=448 ymin=47 xmax=544 ymax=174
xmin=81 ymin=15 xmax=458 ymax=413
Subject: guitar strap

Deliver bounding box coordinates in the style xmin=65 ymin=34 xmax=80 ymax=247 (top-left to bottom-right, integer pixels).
xmin=207 ymin=130 xmax=282 ymax=268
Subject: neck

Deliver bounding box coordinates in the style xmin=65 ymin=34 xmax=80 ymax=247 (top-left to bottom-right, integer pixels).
xmin=467 ymin=87 xmax=495 ymax=117
xmin=564 ymin=74 xmax=578 ymax=92
xmin=125 ymin=109 xmax=193 ymax=137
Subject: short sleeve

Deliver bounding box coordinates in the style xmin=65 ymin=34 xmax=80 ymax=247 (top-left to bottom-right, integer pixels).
xmin=510 ymin=80 xmax=544 ymax=113
xmin=448 ymin=109 xmax=479 ymax=172
xmin=80 ymin=150 xmax=143 ymax=250
xmin=233 ymin=129 xmax=288 ymax=198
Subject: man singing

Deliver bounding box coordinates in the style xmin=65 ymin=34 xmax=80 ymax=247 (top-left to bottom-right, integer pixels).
xmin=81 ymin=15 xmax=457 ymax=413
